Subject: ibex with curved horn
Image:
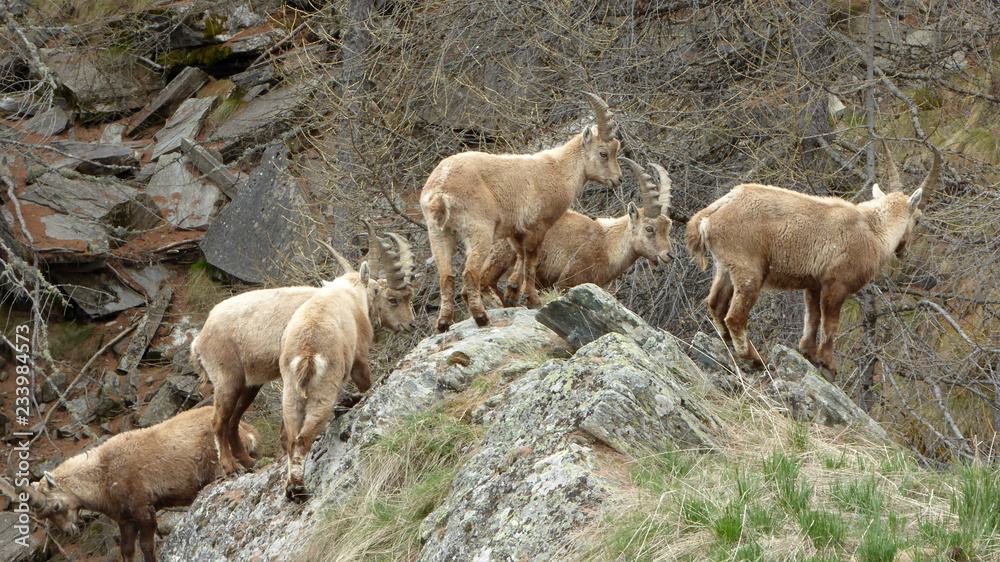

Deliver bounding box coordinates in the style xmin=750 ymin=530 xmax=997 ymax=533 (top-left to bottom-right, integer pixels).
xmin=481 ymin=157 xmax=673 ymax=294
xmin=279 ymin=261 xmax=374 ymax=500
xmin=192 ymin=230 xmax=415 ymax=475
xmin=0 ymin=407 xmax=259 ymax=562
xmin=420 ymin=92 xmax=623 ymax=331
xmin=686 ymin=145 xmax=941 ymax=379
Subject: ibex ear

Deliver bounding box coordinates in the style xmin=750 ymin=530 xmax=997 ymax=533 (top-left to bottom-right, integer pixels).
xmin=907 ymin=188 xmax=923 ymax=213
xmin=582 ymin=126 xmax=593 ymax=146
xmin=871 ymin=183 xmax=886 ymax=199
xmin=359 ymin=261 xmax=371 ymax=285
xmin=627 ymin=202 xmax=640 ymax=223
xmin=44 ymin=472 xmax=57 ymax=489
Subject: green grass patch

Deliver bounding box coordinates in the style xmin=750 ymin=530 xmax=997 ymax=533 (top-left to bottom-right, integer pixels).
xmin=49 ymin=320 xmax=101 ymax=364
xmin=301 ymin=407 xmax=481 ymax=561
xmin=798 ymin=509 xmax=846 ymax=549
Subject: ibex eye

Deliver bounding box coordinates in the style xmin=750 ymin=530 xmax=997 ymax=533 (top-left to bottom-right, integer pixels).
xmin=389 ymin=298 xmax=397 ymax=305
xmin=600 ymin=151 xmax=608 ymax=159
xmin=645 ymin=226 xmax=654 ymax=234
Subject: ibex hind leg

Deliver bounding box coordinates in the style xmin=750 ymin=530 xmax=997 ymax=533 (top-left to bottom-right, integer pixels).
xmin=428 ymin=229 xmax=458 ymax=332
xmin=462 ymin=234 xmax=493 ymax=327
xmin=706 ymin=267 xmax=734 ymax=341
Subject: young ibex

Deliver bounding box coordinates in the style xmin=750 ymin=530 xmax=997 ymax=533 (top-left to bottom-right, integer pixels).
xmin=480 ymin=158 xmax=673 ymax=295
xmin=686 ymin=147 xmax=941 ymax=379
xmin=0 ymin=407 xmax=258 ymax=562
xmin=420 ymin=92 xmax=623 ymax=332
xmin=280 ymin=264 xmax=374 ymax=501
xmin=192 ymin=233 xmax=414 ymax=475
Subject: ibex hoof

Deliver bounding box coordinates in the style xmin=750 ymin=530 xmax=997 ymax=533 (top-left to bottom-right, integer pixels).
xmin=820 ymin=366 xmax=837 ymax=383
xmin=473 ymin=312 xmax=490 ymax=327
xmin=435 ymin=319 xmax=452 ymax=333
xmin=285 ymin=482 xmax=310 ymax=502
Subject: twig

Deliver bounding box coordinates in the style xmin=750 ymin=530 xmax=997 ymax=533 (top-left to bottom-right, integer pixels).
xmin=31 ymin=322 xmax=138 ymax=446
xmin=830 ymin=29 xmax=927 ymax=141
xmin=1 ymin=169 xmax=35 ymax=255
xmin=248 ymin=21 xmax=311 ymax=70
xmin=916 ymin=299 xmax=976 ymax=347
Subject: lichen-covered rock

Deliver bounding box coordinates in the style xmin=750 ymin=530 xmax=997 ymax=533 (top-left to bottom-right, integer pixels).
xmin=160 ymin=286 xmax=879 ymax=561
xmin=688 ymin=329 xmax=887 ymax=439
xmin=419 ymin=331 xmax=723 ymax=561
xmin=766 ymin=344 xmax=888 ymax=439
xmin=159 ymin=308 xmax=569 ymax=561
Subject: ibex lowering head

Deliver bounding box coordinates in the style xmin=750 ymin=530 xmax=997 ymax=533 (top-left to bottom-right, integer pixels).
xmin=0 ymin=407 xmax=259 ymax=562
xmin=193 ymin=231 xmax=414 ymax=476
xmin=480 ymin=157 xmax=673 ymax=294
xmin=686 ymin=146 xmax=941 ymax=380
xmin=420 ymin=92 xmax=622 ymax=332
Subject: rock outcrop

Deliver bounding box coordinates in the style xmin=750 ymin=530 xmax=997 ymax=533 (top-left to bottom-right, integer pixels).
xmin=161 ymin=285 xmax=883 ymax=560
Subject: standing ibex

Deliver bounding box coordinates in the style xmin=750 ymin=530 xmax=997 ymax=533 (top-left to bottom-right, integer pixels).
xmin=480 ymin=158 xmax=673 ymax=295
xmin=280 ymin=264 xmax=374 ymax=501
xmin=0 ymin=407 xmax=258 ymax=562
xmin=686 ymin=147 xmax=941 ymax=379
xmin=420 ymin=92 xmax=622 ymax=332
xmin=192 ymin=232 xmax=414 ymax=475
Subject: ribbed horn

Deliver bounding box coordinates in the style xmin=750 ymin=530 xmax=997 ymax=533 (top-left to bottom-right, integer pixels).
xmin=649 ymin=163 xmax=672 ymax=212
xmin=385 ymin=233 xmax=414 ymax=288
xmin=882 ymin=140 xmax=904 ymax=192
xmin=582 ymin=91 xmax=616 ymax=142
xmin=621 ymin=157 xmax=660 ymax=218
xmin=362 ymin=219 xmax=383 ymax=278
xmin=378 ymin=236 xmax=407 ymax=291
xmin=317 ymin=239 xmax=354 ymax=274
xmin=0 ymin=476 xmax=47 ymax=510
xmin=917 ymin=148 xmax=942 ymax=210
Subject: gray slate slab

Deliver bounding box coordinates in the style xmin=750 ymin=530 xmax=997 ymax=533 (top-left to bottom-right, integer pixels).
xmin=199 ymin=143 xmax=307 ymax=283
xmin=126 ymin=66 xmax=209 ymax=136
xmin=21 ymin=106 xmax=68 ymax=136
xmin=145 ymin=153 xmax=224 ymax=229
xmin=151 ymin=97 xmax=216 ymax=160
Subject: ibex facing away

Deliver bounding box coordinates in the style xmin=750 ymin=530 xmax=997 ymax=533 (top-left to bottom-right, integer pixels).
xmin=480 ymin=158 xmax=673 ymax=295
xmin=192 ymin=232 xmax=414 ymax=475
xmin=420 ymin=92 xmax=622 ymax=332
xmin=280 ymin=264 xmax=374 ymax=501
xmin=0 ymin=407 xmax=259 ymax=562
xmin=686 ymin=148 xmax=941 ymax=379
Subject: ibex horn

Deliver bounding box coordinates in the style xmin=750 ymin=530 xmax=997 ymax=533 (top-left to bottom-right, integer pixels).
xmin=0 ymin=475 xmax=47 ymax=510
xmin=378 ymin=236 xmax=407 ymax=291
xmin=317 ymin=239 xmax=354 ymax=274
xmin=385 ymin=233 xmax=414 ymax=289
xmin=649 ymin=163 xmax=672 ymax=212
xmin=582 ymin=91 xmax=616 ymax=142
xmin=362 ymin=219 xmax=383 ymax=278
xmin=881 ymin=140 xmax=904 ymax=192
xmin=620 ymin=157 xmax=661 ymax=218
xmin=917 ymin=148 xmax=942 ymax=210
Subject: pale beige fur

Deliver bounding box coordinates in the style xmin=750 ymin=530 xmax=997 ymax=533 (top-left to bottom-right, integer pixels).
xmin=193 ymin=241 xmax=412 ymax=476
xmin=0 ymin=407 xmax=258 ymax=562
xmin=419 ymin=93 xmax=623 ymax=332
xmin=279 ymin=266 xmax=374 ymax=501
xmin=685 ymin=150 xmax=939 ymax=379
xmin=481 ymin=160 xmax=673 ymax=294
